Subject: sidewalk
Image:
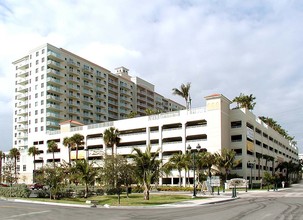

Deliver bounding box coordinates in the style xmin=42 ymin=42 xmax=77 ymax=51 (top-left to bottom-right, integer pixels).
xmin=2 ymin=188 xmax=286 ymax=209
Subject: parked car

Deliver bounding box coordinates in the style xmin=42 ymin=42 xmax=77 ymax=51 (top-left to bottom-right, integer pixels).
xmin=29 ymin=183 xmax=44 ymax=190
xmin=0 ymin=183 xmax=9 ymax=187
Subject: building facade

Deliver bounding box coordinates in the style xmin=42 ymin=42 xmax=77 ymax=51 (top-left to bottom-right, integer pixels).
xmin=10 ymin=94 xmax=299 ymax=185
xmin=12 ymin=43 xmax=184 ymax=151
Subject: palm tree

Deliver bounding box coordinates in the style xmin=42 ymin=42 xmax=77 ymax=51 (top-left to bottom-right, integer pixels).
xmin=71 ymin=160 xmax=97 ymax=198
xmin=103 ymin=127 xmax=121 ymax=155
xmin=0 ymin=150 xmax=4 ymax=183
xmin=256 ymin=152 xmax=263 ymax=179
xmin=70 ymin=133 xmax=84 ymax=161
xmin=63 ymin=137 xmax=73 ymax=165
xmin=215 ymin=148 xmax=240 ymax=182
xmin=129 ymin=145 xmax=160 ymax=200
xmin=9 ymin=148 xmax=20 ymax=183
xmin=233 ymin=93 xmax=256 ymax=110
xmin=47 ymin=141 xmax=58 ymax=168
xmin=163 ymin=152 xmax=186 ymax=187
xmin=28 ymin=146 xmax=40 ymax=171
xmin=172 ymin=82 xmax=191 ymax=109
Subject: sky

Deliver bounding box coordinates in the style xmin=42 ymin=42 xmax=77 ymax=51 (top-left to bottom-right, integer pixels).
xmin=0 ymin=0 xmax=302 ymax=153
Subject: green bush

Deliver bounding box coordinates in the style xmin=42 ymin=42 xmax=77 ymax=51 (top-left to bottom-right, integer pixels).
xmin=0 ymin=184 xmax=30 ymax=198
xmin=156 ymin=186 xmax=193 ymax=191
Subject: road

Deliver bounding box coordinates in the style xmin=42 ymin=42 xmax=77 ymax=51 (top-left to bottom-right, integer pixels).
xmin=1 ymin=182 xmax=303 ymax=220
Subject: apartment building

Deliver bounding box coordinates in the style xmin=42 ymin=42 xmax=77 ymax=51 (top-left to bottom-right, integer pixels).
xmin=12 ymin=94 xmax=299 ymax=185
xmin=12 ymin=43 xmax=184 ymax=151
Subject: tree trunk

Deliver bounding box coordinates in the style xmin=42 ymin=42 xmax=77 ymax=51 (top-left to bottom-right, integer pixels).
xmin=76 ymin=146 xmax=78 ymax=161
xmin=0 ymin=158 xmax=2 ymax=183
xmin=14 ymin=157 xmax=17 ymax=183
xmin=258 ymin=158 xmax=260 ymax=179
xmin=68 ymin=147 xmax=71 ymax=166
xmin=53 ymin=152 xmax=55 ymax=168
xmin=85 ymin=183 xmax=88 ymax=198
xmin=144 ymin=183 xmax=150 ymax=200
xmin=179 ymin=170 xmax=181 ymax=187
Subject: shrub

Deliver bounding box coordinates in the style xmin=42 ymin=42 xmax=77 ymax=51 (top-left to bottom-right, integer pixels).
xmin=0 ymin=184 xmax=30 ymax=198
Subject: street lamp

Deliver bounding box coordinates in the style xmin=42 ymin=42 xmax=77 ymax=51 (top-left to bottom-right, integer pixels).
xmin=187 ymin=143 xmax=201 ymax=198
xmin=248 ymin=160 xmax=255 ymax=190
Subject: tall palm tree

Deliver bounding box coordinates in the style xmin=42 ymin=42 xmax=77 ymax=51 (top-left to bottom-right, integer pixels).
xmin=63 ymin=137 xmax=73 ymax=165
xmin=129 ymin=145 xmax=160 ymax=200
xmin=256 ymin=152 xmax=263 ymax=179
xmin=71 ymin=160 xmax=97 ymax=198
xmin=28 ymin=146 xmax=40 ymax=171
xmin=172 ymin=82 xmax=191 ymax=109
xmin=103 ymin=127 xmax=121 ymax=155
xmin=163 ymin=152 xmax=186 ymax=187
xmin=47 ymin=141 xmax=58 ymax=168
xmin=233 ymin=93 xmax=256 ymax=110
xmin=215 ymin=148 xmax=240 ymax=182
xmin=70 ymin=133 xmax=84 ymax=161
xmin=0 ymin=150 xmax=4 ymax=183
xmin=9 ymin=148 xmax=20 ymax=183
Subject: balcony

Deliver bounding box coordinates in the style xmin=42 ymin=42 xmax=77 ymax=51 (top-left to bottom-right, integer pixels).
xmin=47 ymin=68 xmax=62 ymax=78
xmin=47 ymin=77 xmax=62 ymax=86
xmin=46 ymin=111 xmax=62 ymax=119
xmin=17 ymin=78 xmax=29 ymax=85
xmin=67 ymin=84 xmax=79 ymax=92
xmin=46 ymin=94 xmax=62 ymax=103
xmin=83 ymin=73 xmax=93 ymax=81
xmin=17 ymin=86 xmax=28 ymax=93
xmin=47 ymin=86 xmax=61 ymax=94
xmin=17 ymin=133 xmax=28 ymax=139
xmin=17 ymin=108 xmax=28 ymax=116
xmin=17 ymin=101 xmax=28 ymax=108
xmin=18 ymin=60 xmax=29 ymax=70
xmin=47 ymin=60 xmax=63 ymax=70
xmin=46 ymin=121 xmax=60 ymax=127
xmin=17 ymin=125 xmax=28 ymax=131
xmin=17 ymin=116 xmax=28 ymax=123
xmin=83 ymin=81 xmax=93 ymax=88
xmin=17 ymin=70 xmax=29 ymax=78
xmin=47 ymin=51 xmax=63 ymax=62
xmin=82 ymin=67 xmax=93 ymax=74
xmin=16 ymin=93 xmax=28 ymax=101
xmin=46 ymin=103 xmax=61 ymax=111
xmin=67 ymin=60 xmax=79 ymax=68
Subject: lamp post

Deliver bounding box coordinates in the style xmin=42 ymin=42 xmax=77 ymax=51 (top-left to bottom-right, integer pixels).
xmin=248 ymin=161 xmax=255 ymax=190
xmin=187 ymin=143 xmax=201 ymax=198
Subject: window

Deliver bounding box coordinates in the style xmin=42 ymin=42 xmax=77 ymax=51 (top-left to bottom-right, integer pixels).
xmin=36 ymin=51 xmax=39 ymax=57
xmin=35 ymin=68 xmax=38 ymax=73
xmin=36 ymin=60 xmax=39 ymax=65
xmin=35 ymin=110 xmax=38 ymax=115
xmin=23 ymin=165 xmax=26 ymax=171
xmin=41 ymin=126 xmax=44 ymax=131
xmin=35 ymin=127 xmax=38 ymax=132
xmin=41 ymin=66 xmax=44 ymax=71
xmin=231 ymin=135 xmax=242 ymax=142
xmin=41 ymin=83 xmax=44 ymax=88
xmin=231 ymin=121 xmax=242 ymax=128
xmin=41 ymin=117 xmax=44 ymax=122
xmin=41 ymin=74 xmax=44 ymax=79
xmin=42 ymin=57 xmax=45 ymax=62
xmin=41 ymin=109 xmax=44 ymax=114
xmin=35 ymin=76 xmax=38 ymax=81
xmin=35 ymin=93 xmax=38 ymax=98
xmin=35 ymin=119 xmax=38 ymax=123
xmin=35 ymin=101 xmax=38 ymax=107
xmin=41 ymin=100 xmax=44 ymax=105
xmin=42 ymin=49 xmax=45 ymax=54
xmin=41 ymin=91 xmax=44 ymax=96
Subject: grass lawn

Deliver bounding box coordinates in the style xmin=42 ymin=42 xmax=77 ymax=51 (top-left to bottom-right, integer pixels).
xmin=24 ymin=193 xmax=207 ymax=206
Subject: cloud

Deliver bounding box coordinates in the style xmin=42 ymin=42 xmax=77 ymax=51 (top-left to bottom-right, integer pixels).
xmin=0 ymin=0 xmax=303 ymax=152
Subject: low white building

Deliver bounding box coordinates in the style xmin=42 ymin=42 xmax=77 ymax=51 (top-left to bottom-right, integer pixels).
xmin=12 ymin=94 xmax=300 ymax=185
